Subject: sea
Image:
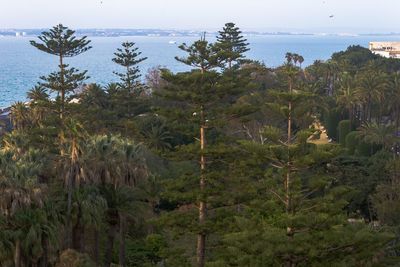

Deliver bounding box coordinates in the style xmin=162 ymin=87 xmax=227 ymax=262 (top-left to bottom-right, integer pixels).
xmin=1 ymin=34 xmax=400 ymax=108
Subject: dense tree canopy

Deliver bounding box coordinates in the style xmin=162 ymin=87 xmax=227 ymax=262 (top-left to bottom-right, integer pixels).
xmin=1 ymin=23 xmax=400 ymax=267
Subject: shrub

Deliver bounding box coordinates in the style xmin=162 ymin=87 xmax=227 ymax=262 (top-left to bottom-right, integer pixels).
xmin=56 ymin=249 xmax=95 ymax=267
xmin=323 ymin=108 xmax=341 ymax=141
xmin=345 ymin=131 xmax=359 ymax=155
xmin=338 ymin=120 xmax=351 ymax=146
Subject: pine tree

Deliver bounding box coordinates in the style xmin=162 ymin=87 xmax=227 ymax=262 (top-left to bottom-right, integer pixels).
xmin=157 ymin=35 xmax=249 ymax=267
xmin=173 ymin=36 xmax=219 ymax=267
xmin=112 ymin=41 xmax=147 ymax=92
xmin=211 ymin=54 xmax=393 ymax=266
xmin=30 ymin=24 xmax=91 ymax=120
xmin=31 ymin=25 xmax=92 ymax=251
xmin=215 ymin=22 xmax=250 ymax=69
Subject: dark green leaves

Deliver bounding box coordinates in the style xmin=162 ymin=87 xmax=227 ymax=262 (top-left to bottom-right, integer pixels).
xmin=30 ymin=24 xmax=91 ymax=57
xmin=112 ymin=41 xmax=147 ymax=91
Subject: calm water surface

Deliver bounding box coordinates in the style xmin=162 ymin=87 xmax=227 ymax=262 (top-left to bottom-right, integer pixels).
xmin=1 ymin=35 xmax=400 ymax=107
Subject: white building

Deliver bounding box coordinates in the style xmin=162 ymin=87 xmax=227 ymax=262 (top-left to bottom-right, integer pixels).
xmin=369 ymin=42 xmax=400 ymax=59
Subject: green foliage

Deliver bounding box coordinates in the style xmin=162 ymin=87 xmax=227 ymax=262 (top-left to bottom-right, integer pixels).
xmin=175 ymin=37 xmax=220 ymax=71
xmin=372 ymin=159 xmax=400 ymax=226
xmin=56 ymin=249 xmax=96 ymax=267
xmin=112 ymin=41 xmax=147 ymax=91
xmin=323 ymin=109 xmax=341 ymax=141
xmin=136 ymin=115 xmax=173 ymax=152
xmin=3 ymin=22 xmax=400 ymax=267
xmin=338 ymin=120 xmax=351 ymax=146
xmin=124 ymin=234 xmax=170 ymax=266
xmin=30 ymin=24 xmax=91 ymax=57
xmin=345 ymin=131 xmax=359 ymax=155
xmin=215 ymin=22 xmax=250 ymax=69
xmin=355 ymin=140 xmax=377 ymax=157
xmin=332 ymin=45 xmax=377 ymax=71
xmin=30 ymin=24 xmax=91 ymax=102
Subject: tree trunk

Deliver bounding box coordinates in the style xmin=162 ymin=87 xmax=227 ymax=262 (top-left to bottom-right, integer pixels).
xmin=105 ymin=210 xmax=118 ymax=267
xmin=66 ymin=182 xmax=73 ymax=249
xmin=39 ymin=236 xmax=48 ymax=267
xmin=367 ymin=97 xmax=372 ymax=122
xmin=126 ymin=66 xmax=132 ymax=91
xmin=197 ymin=107 xmax=207 ymax=267
xmin=66 ymin=140 xmax=79 ymax=249
xmin=15 ymin=239 xmax=21 ymax=267
xmin=285 ymin=77 xmax=294 ymax=267
xmin=94 ymin=229 xmax=100 ymax=266
xmin=286 ymin=79 xmax=293 ymax=237
xmin=119 ymin=214 xmax=127 ymax=267
xmin=73 ymin=205 xmax=85 ymax=253
xmin=59 ymin=54 xmax=65 ymax=120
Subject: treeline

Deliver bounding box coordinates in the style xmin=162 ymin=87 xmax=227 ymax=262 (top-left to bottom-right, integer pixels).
xmin=1 ymin=23 xmax=400 ymax=266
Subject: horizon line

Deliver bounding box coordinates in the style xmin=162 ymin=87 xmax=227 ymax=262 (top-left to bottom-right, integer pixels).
xmin=1 ymin=28 xmax=400 ymax=35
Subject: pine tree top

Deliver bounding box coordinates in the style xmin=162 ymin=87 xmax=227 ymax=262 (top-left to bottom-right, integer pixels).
xmin=175 ymin=38 xmax=221 ymax=72
xmin=215 ymin=22 xmax=250 ymax=69
xmin=112 ymin=41 xmax=147 ymax=90
xmin=217 ymin=22 xmax=249 ymax=52
xmin=30 ymin=24 xmax=92 ymax=57
xmin=112 ymin=41 xmax=147 ymax=68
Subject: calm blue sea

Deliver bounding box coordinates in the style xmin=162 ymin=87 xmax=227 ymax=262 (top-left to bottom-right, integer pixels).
xmin=1 ymin=35 xmax=400 ymax=107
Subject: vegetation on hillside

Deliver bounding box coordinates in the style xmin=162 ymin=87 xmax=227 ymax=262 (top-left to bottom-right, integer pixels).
xmin=1 ymin=23 xmax=400 ymax=266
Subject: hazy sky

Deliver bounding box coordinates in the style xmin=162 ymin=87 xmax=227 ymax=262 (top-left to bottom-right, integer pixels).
xmin=1 ymin=0 xmax=399 ymax=32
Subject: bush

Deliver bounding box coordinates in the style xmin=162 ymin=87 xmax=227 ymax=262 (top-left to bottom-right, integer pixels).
xmin=345 ymin=131 xmax=359 ymax=155
xmin=355 ymin=141 xmax=382 ymax=157
xmin=56 ymin=249 xmax=95 ymax=267
xmin=338 ymin=120 xmax=351 ymax=146
xmin=323 ymin=109 xmax=341 ymax=141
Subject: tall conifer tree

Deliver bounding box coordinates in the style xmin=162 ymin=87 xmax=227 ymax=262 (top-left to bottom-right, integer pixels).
xmin=215 ymin=22 xmax=250 ymax=69
xmin=158 ymin=35 xmax=250 ymax=267
xmin=112 ymin=41 xmax=147 ymax=92
xmin=31 ymin=24 xmax=91 ymax=251
xmin=170 ymin=36 xmax=219 ymax=267
xmin=212 ymin=55 xmax=392 ymax=266
xmin=157 ymin=34 xmax=255 ymax=266
xmin=30 ymin=24 xmax=91 ymax=120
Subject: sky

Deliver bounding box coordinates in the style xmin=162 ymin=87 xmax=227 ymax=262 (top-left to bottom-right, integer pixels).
xmin=1 ymin=0 xmax=400 ymax=33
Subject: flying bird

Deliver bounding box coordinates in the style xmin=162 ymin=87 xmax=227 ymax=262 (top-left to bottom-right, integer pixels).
xmin=329 ymin=15 xmax=334 ymax=18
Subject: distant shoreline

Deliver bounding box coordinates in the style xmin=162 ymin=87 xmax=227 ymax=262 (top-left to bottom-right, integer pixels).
xmin=2 ymin=29 xmax=400 ymax=38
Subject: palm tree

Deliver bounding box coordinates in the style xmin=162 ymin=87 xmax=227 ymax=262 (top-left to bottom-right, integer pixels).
xmin=82 ymin=135 xmax=119 ymax=185
xmin=336 ymin=73 xmax=360 ymax=127
xmin=141 ymin=122 xmax=173 ymax=151
xmin=27 ymin=86 xmax=49 ymax=103
xmin=26 ymin=86 xmax=51 ymax=128
xmin=2 ymin=132 xmax=29 ymax=157
xmin=0 ymin=148 xmax=46 ymax=267
xmin=325 ymin=60 xmax=340 ymax=96
xmin=356 ymin=71 xmax=387 ymax=122
xmin=386 ymin=73 xmax=400 ymax=131
xmin=99 ymin=184 xmax=145 ymax=267
xmin=70 ymin=186 xmax=107 ymax=256
xmin=298 ymin=55 xmax=304 ymax=68
xmin=11 ymin=207 xmax=56 ymax=267
xmin=38 ymin=199 xmax=63 ymax=267
xmin=82 ymin=135 xmax=147 ymax=267
xmin=77 ymin=186 xmax=106 ymax=266
xmin=79 ymin=83 xmax=109 ymax=109
xmin=117 ymin=138 xmax=147 ymax=266
xmin=10 ymin=102 xmax=30 ymax=131
xmin=358 ymin=122 xmax=398 ymax=151
xmin=60 ymin=119 xmax=87 ymax=251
